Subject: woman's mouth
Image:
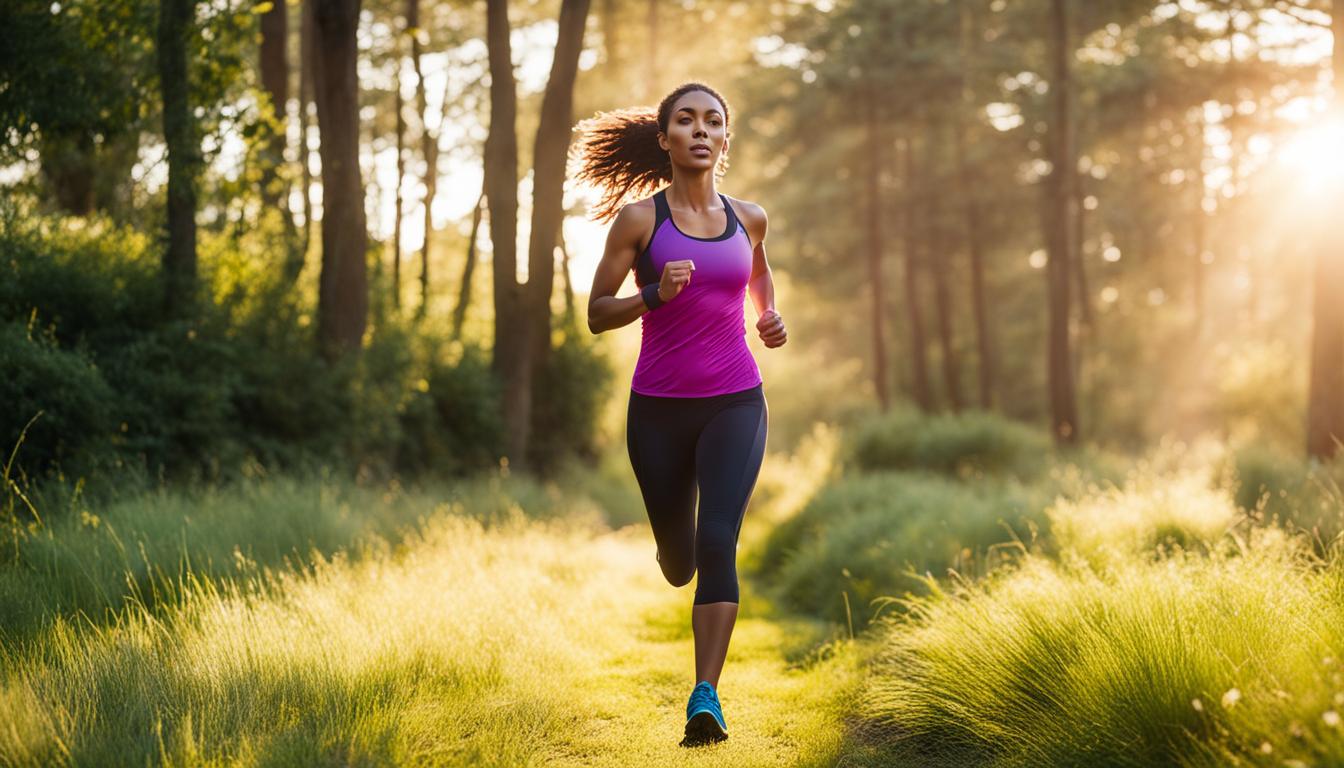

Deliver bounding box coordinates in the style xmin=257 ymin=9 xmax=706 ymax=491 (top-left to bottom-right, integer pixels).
xmin=690 ymin=145 xmax=711 ymax=156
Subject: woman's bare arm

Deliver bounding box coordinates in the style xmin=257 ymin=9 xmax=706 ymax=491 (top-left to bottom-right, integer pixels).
xmin=587 ymin=200 xmax=696 ymax=334
xmin=587 ymin=201 xmax=655 ymax=335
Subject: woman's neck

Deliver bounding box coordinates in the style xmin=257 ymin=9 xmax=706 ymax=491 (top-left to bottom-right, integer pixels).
xmin=666 ymin=171 xmax=718 ymax=212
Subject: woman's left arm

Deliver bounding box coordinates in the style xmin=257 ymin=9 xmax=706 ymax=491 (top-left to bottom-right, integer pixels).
xmin=739 ymin=200 xmax=787 ymax=348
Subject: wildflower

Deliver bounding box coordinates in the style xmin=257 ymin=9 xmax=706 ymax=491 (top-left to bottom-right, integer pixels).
xmin=1191 ymin=698 xmax=1204 ymax=712
xmin=1221 ymin=688 xmax=1241 ymax=709
xmin=1324 ymin=710 xmax=1341 ymax=728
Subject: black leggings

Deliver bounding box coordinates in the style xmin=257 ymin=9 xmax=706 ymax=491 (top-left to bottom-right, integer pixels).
xmin=626 ymin=383 xmax=768 ymax=605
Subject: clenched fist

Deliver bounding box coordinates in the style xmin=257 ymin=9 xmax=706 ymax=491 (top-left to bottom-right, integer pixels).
xmin=658 ymin=259 xmax=696 ymax=302
xmin=757 ymin=308 xmax=787 ymax=348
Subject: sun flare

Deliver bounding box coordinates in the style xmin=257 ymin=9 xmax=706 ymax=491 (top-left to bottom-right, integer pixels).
xmin=1275 ymin=114 xmax=1344 ymax=193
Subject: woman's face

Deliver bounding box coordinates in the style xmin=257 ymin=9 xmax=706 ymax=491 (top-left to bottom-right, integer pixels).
xmin=659 ymin=90 xmax=728 ymax=173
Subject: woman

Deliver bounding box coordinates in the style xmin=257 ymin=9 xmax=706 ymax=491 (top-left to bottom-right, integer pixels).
xmin=578 ymin=82 xmax=788 ymax=747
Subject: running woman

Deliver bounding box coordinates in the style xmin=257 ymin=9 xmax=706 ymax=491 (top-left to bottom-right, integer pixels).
xmin=577 ymin=82 xmax=788 ymax=747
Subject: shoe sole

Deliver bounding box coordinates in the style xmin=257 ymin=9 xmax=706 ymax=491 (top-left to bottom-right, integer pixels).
xmin=680 ymin=710 xmax=728 ymax=747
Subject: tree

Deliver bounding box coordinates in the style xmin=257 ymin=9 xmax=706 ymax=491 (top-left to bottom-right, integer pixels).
xmin=1306 ymin=0 xmax=1344 ymax=458
xmin=1044 ymin=0 xmax=1080 ymax=443
xmin=954 ymin=0 xmax=996 ymax=409
xmin=158 ymin=0 xmax=200 ymax=318
xmin=313 ymin=0 xmax=369 ymax=359
xmin=485 ymin=0 xmax=590 ymax=472
xmin=484 ymin=0 xmax=527 ymax=467
xmin=527 ymin=0 xmax=591 ymax=402
xmin=258 ymin=0 xmax=288 ymax=210
xmin=863 ymin=96 xmax=891 ymax=411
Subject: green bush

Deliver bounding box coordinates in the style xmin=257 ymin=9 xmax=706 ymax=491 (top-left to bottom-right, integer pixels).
xmin=846 ymin=407 xmax=1055 ymax=480
xmin=527 ymin=320 xmax=613 ymax=476
xmin=0 ymin=321 xmax=118 ymax=481
xmin=0 ymin=211 xmax=604 ymax=497
xmin=757 ymin=471 xmax=1050 ymax=630
xmin=397 ymin=341 xmax=506 ymax=478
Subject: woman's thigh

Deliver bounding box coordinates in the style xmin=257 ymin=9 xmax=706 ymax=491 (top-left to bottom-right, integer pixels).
xmin=694 ymin=387 xmax=768 ymax=533
xmin=627 ymin=391 xmax=706 ymax=575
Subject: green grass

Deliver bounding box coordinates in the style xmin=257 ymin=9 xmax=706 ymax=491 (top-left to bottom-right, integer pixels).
xmin=0 ymin=467 xmax=610 ymax=649
xmin=0 ymin=463 xmax=869 ymax=766
xmin=855 ymin=533 xmax=1344 ymax=767
xmin=10 ymin=411 xmax=1344 ymax=767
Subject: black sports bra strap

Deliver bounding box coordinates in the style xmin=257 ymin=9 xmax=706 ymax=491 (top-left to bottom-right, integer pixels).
xmin=718 ymin=193 xmax=739 ymax=234
xmin=653 ymin=189 xmax=671 ymax=230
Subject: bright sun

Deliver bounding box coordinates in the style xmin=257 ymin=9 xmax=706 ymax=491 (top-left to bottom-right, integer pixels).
xmin=1275 ymin=113 xmax=1344 ymax=193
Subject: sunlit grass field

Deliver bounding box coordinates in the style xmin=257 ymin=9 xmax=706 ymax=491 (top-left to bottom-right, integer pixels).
xmin=5 ymin=412 xmax=1344 ymax=766
xmin=0 ymin=445 xmax=864 ymax=766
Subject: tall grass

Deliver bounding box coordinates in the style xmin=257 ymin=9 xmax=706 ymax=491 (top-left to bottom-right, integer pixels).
xmin=0 ymin=508 xmax=642 ymax=765
xmin=0 ymin=469 xmax=610 ymax=649
xmin=857 ymin=505 xmax=1344 ymax=766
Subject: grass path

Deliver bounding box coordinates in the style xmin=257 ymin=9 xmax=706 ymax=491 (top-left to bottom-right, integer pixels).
xmin=1 ymin=479 xmax=878 ymax=766
xmin=537 ymin=527 xmax=867 ymax=767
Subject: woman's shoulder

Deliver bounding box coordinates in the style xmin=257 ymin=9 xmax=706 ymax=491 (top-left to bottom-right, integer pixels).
xmin=722 ymin=194 xmax=768 ymax=243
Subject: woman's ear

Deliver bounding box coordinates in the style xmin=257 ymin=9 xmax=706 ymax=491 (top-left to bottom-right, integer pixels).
xmin=657 ymin=131 xmax=670 ymax=152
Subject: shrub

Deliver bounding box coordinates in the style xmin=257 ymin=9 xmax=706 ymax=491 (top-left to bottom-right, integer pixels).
xmin=0 ymin=321 xmax=118 ymax=481
xmin=527 ymin=320 xmax=613 ymax=476
xmin=758 ymin=471 xmax=1049 ymax=630
xmin=396 ymin=341 xmax=506 ymax=479
xmin=846 ymin=408 xmax=1054 ymax=480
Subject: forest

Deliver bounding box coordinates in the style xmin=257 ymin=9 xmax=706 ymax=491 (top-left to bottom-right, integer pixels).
xmin=3 ymin=0 xmax=1344 ymax=764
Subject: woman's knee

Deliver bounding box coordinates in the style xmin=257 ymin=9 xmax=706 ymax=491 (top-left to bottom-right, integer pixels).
xmin=658 ymin=551 xmax=695 ymax=587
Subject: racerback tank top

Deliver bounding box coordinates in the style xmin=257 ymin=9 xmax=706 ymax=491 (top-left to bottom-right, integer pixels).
xmin=630 ymin=188 xmax=764 ymax=398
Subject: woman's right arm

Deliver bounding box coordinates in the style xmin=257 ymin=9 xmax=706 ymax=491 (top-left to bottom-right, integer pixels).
xmin=587 ymin=203 xmax=654 ymax=335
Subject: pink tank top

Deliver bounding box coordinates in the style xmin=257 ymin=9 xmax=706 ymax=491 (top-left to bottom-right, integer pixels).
xmin=630 ymin=189 xmax=764 ymax=397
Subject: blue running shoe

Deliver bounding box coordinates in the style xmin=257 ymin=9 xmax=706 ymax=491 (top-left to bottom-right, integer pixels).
xmin=681 ymin=681 xmax=728 ymax=746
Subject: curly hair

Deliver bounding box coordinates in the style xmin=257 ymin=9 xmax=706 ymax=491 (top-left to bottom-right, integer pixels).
xmin=571 ymin=82 xmax=732 ymax=222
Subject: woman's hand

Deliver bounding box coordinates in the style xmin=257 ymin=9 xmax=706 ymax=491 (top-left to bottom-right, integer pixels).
xmin=757 ymin=308 xmax=787 ymax=348
xmin=659 ymin=259 xmax=695 ymax=302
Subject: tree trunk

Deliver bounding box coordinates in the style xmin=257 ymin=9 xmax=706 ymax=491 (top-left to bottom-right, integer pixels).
xmin=559 ymin=221 xmax=576 ymax=323
xmin=1306 ymin=2 xmax=1344 ymax=459
xmin=453 ymin=185 xmax=485 ymax=341
xmin=927 ymin=151 xmax=964 ymax=413
xmin=293 ymin=0 xmax=315 ymax=283
xmin=1045 ymin=0 xmax=1080 ymax=443
xmin=158 ymin=0 xmax=199 ymax=319
xmin=528 ymin=0 xmax=591 ymax=396
xmin=393 ymin=49 xmax=406 ymax=311
xmin=411 ymin=0 xmax=435 ymax=321
xmin=259 ymin=0 xmax=288 ymax=210
xmin=901 ymin=135 xmax=933 ymax=412
xmin=863 ymin=98 xmax=890 ymax=412
xmin=313 ymin=0 xmax=368 ymax=359
xmin=955 ymin=0 xmax=995 ymax=409
xmin=601 ymin=0 xmax=619 ymax=69
xmin=1191 ymin=112 xmax=1208 ymax=333
xmin=40 ymin=132 xmax=96 ymax=215
xmin=485 ymin=0 xmax=529 ymax=471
